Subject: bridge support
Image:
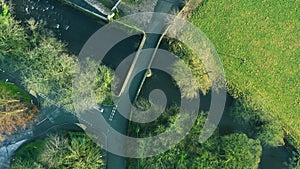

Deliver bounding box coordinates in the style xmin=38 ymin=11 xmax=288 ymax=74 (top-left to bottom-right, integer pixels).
xmin=146 ymin=69 xmax=152 ymax=78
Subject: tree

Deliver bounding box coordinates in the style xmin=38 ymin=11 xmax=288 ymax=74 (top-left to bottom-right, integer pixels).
xmin=0 ymin=4 xmax=113 ymax=114
xmin=220 ymin=133 xmax=262 ymax=169
xmin=128 ymin=105 xmax=263 ymax=169
xmin=0 ymin=1 xmax=29 ymax=69
xmin=171 ymin=60 xmax=199 ymax=99
xmin=73 ymin=58 xmax=114 ymax=113
xmin=11 ymin=132 xmax=105 ymax=169
xmin=63 ymin=132 xmax=104 ymax=169
xmin=0 ymin=81 xmax=38 ymax=135
xmin=166 ymin=38 xmax=211 ymax=96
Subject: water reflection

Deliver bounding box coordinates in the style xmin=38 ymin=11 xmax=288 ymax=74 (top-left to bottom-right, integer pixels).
xmin=12 ymin=0 xmax=105 ymax=54
xmin=8 ymin=0 xmax=296 ymax=168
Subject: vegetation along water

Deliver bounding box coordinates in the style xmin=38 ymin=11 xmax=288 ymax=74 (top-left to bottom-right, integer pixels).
xmin=0 ymin=0 xmax=299 ymax=168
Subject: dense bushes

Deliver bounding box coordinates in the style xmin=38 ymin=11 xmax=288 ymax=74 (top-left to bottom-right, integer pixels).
xmin=0 ymin=2 xmax=113 ymax=113
xmin=0 ymin=2 xmax=107 ymax=168
xmin=11 ymin=132 xmax=105 ymax=169
xmin=0 ymin=2 xmax=29 ymax=64
xmin=128 ymin=106 xmax=262 ymax=169
xmin=162 ymin=38 xmax=211 ymax=97
xmin=220 ymin=133 xmax=262 ymax=169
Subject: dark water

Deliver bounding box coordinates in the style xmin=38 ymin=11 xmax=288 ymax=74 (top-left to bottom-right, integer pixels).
xmin=9 ymin=0 xmax=295 ymax=168
xmin=11 ymin=0 xmax=105 ymax=55
xmin=139 ymin=68 xmax=213 ymax=111
xmin=218 ymin=103 xmax=293 ymax=169
xmin=140 ymin=71 xmax=293 ymax=168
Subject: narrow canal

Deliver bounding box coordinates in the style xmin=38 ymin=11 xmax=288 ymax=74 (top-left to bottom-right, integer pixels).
xmin=5 ymin=0 xmax=295 ymax=168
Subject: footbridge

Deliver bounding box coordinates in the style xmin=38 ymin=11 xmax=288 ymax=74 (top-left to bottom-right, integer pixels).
xmin=106 ymin=0 xmax=183 ymax=168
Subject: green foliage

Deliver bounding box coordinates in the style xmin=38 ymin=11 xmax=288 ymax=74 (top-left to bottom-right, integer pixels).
xmin=141 ymin=105 xmax=181 ymax=136
xmin=164 ymin=39 xmax=211 ymax=95
xmin=128 ymin=107 xmax=262 ymax=169
xmin=1 ymin=1 xmax=10 ymax=18
xmin=230 ymin=99 xmax=284 ymax=147
xmin=190 ymin=0 xmax=300 ymax=148
xmin=171 ymin=60 xmax=199 ymax=99
xmin=113 ymin=12 xmax=120 ymax=20
xmin=257 ymin=121 xmax=284 ymax=147
xmin=13 ymin=139 xmax=45 ymax=161
xmin=0 ymin=81 xmax=30 ymax=103
xmin=0 ymin=81 xmax=38 ymax=135
xmin=220 ymin=133 xmax=262 ymax=169
xmin=0 ymin=3 xmax=29 ymax=64
xmin=11 ymin=139 xmax=47 ymax=169
xmin=0 ymin=4 xmax=113 ymax=113
xmin=21 ymin=36 xmax=77 ymax=106
xmin=134 ymin=132 xmax=262 ymax=169
xmin=73 ymin=58 xmax=114 ymax=112
xmin=11 ymin=161 xmax=44 ymax=169
xmin=11 ymin=132 xmax=105 ymax=169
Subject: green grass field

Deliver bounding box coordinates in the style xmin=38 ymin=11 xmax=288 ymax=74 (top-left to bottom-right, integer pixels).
xmin=190 ymin=0 xmax=300 ymax=147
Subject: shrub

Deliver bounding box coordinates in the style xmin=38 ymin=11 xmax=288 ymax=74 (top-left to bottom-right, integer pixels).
xmin=11 ymin=132 xmax=105 ymax=169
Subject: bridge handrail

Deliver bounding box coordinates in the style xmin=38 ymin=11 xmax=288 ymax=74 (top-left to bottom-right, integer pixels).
xmin=117 ymin=31 xmax=147 ymax=96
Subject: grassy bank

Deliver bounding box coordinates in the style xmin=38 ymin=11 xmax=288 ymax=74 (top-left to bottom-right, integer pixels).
xmin=0 ymin=81 xmax=31 ymax=104
xmin=189 ymin=0 xmax=300 ymax=148
xmin=127 ymin=106 xmax=262 ymax=168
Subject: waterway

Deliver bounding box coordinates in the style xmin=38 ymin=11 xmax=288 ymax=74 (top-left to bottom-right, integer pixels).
xmin=3 ymin=0 xmax=295 ymax=168
xmin=12 ymin=0 xmax=106 ymax=55
xmin=140 ymin=67 xmax=294 ymax=169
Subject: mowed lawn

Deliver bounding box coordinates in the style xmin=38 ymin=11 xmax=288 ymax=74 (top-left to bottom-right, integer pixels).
xmin=190 ymin=0 xmax=300 ymax=147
